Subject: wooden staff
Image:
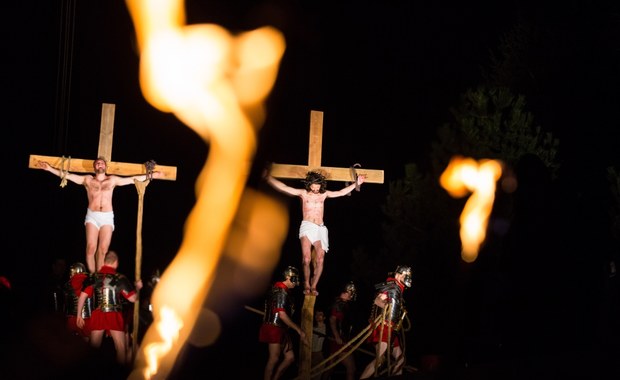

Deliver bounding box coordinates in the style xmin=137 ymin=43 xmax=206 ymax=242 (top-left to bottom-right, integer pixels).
xmin=132 ymin=178 xmax=150 ymax=357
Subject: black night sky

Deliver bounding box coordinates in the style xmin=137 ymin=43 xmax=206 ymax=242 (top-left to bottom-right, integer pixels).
xmin=3 ymin=1 xmax=620 ymax=379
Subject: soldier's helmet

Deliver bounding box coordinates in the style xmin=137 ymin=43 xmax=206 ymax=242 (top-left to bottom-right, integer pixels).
xmin=343 ymin=281 xmax=357 ymax=301
xmin=69 ymin=262 xmax=86 ymax=277
xmin=282 ymin=266 xmax=300 ymax=286
xmin=395 ymin=265 xmax=412 ymax=288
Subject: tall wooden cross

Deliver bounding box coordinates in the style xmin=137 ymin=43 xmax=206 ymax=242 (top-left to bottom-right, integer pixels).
xmin=270 ymin=110 xmax=384 ymax=378
xmin=28 ymin=102 xmax=177 ymax=353
xmin=269 ymin=110 xmax=384 ymax=184
xmin=29 ymin=103 xmax=177 ymax=180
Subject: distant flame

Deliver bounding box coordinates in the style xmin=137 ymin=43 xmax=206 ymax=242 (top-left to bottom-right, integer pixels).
xmin=124 ymin=1 xmax=287 ymax=379
xmin=440 ymin=156 xmax=502 ymax=262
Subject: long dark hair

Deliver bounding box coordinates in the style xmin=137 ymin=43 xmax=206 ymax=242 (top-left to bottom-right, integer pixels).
xmin=302 ymin=171 xmax=327 ymax=193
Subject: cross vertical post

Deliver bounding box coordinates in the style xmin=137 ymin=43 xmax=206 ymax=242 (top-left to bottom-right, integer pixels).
xmin=299 ymin=294 xmax=316 ymax=378
xmin=97 ymin=103 xmax=115 ymax=162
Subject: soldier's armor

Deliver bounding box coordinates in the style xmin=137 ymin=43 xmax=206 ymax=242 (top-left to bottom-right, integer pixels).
xmin=63 ymin=275 xmax=93 ymax=319
xmin=332 ymin=298 xmax=353 ymax=340
xmin=370 ymin=280 xmax=406 ymax=330
xmin=84 ymin=271 xmax=134 ymax=312
xmin=263 ymin=284 xmax=294 ymax=328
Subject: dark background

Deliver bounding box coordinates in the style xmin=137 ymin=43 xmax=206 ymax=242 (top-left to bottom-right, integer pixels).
xmin=3 ymin=1 xmax=620 ymax=379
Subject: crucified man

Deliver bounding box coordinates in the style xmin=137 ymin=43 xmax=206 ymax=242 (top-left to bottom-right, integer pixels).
xmin=265 ymin=170 xmax=365 ymax=295
xmin=38 ymin=157 xmax=161 ymax=272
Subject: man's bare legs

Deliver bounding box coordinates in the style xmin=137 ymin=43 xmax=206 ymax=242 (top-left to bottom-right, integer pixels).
xmin=389 ymin=346 xmax=405 ymax=376
xmin=360 ymin=341 xmax=404 ymax=379
xmin=300 ymin=236 xmax=313 ymax=294
xmin=360 ymin=341 xmax=388 ymax=379
xmin=96 ymin=226 xmax=114 ymax=271
xmin=264 ymin=343 xmax=279 ymax=380
xmin=264 ymin=342 xmax=295 ymax=380
xmin=325 ymin=350 xmax=356 ymax=380
xmin=85 ymin=223 xmax=114 ymax=272
xmin=273 ymin=344 xmax=295 ymax=380
xmin=310 ymin=244 xmax=325 ymax=293
xmin=109 ymin=329 xmax=130 ymax=365
xmin=85 ymin=223 xmax=99 ymax=272
xmin=300 ymin=237 xmax=325 ymax=295
xmin=342 ymin=353 xmax=356 ymax=380
xmin=90 ymin=329 xmax=130 ymax=365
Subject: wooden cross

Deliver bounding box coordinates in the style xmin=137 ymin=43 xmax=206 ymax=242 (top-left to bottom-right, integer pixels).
xmin=269 ymin=110 xmax=384 ymax=184
xmin=299 ymin=294 xmax=316 ymax=378
xmin=269 ymin=110 xmax=384 ymax=378
xmin=29 ymin=102 xmax=177 ymax=353
xmin=28 ymin=103 xmax=177 ymax=180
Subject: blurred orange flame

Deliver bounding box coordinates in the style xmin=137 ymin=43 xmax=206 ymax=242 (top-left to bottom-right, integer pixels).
xmin=124 ymin=0 xmax=287 ymax=379
xmin=440 ymin=156 xmax=502 ymax=262
xmin=143 ymin=306 xmax=183 ymax=378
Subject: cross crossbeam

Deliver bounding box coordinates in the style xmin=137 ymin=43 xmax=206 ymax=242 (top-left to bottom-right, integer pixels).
xmin=28 ymin=103 xmax=177 ymax=180
xmin=270 ymin=110 xmax=384 ymax=184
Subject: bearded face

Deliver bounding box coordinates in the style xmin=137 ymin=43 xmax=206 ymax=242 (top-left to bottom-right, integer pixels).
xmin=309 ymin=183 xmax=321 ymax=194
xmin=94 ymin=159 xmax=107 ymax=174
xmin=303 ymin=171 xmax=327 ymax=193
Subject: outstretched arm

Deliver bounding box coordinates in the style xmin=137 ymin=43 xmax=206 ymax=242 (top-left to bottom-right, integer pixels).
xmin=37 ymin=161 xmax=87 ymax=185
xmin=114 ymin=171 xmax=163 ymax=186
xmin=326 ymin=174 xmax=366 ymax=198
xmin=265 ymin=174 xmax=304 ymax=197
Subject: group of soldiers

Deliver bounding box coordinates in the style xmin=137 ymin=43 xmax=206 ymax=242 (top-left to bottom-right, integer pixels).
xmin=55 ymin=251 xmax=151 ymax=366
xmin=260 ymin=169 xmax=414 ymax=379
xmin=38 ymin=157 xmax=411 ymax=377
xmin=260 ymin=265 xmax=413 ymax=380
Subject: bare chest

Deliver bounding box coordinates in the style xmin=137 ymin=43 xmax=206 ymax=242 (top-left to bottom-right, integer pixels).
xmin=87 ymin=177 xmax=114 ymax=192
xmin=301 ymin=192 xmax=326 ymax=207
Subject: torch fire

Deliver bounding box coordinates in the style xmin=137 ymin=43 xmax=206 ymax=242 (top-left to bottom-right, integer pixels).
xmin=124 ymin=1 xmax=287 ymax=379
xmin=440 ymin=156 xmax=502 ymax=263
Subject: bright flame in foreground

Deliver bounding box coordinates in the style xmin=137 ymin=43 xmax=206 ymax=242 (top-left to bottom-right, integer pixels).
xmin=143 ymin=306 xmax=183 ymax=379
xmin=440 ymin=156 xmax=502 ymax=262
xmin=125 ymin=1 xmax=287 ymax=379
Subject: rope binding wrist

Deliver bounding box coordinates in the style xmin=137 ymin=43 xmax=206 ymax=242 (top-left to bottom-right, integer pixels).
xmin=59 ymin=156 xmax=71 ymax=188
xmin=144 ymin=159 xmax=157 ymax=181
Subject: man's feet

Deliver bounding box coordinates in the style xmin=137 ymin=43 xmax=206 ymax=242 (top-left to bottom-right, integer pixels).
xmin=303 ymin=287 xmax=319 ymax=296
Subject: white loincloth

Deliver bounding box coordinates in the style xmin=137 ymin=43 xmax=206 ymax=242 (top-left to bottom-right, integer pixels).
xmin=299 ymin=221 xmax=329 ymax=252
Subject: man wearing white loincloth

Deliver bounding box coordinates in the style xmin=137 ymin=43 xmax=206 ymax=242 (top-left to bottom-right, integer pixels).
xmin=265 ymin=170 xmax=365 ymax=295
xmin=38 ymin=158 xmax=162 ymax=273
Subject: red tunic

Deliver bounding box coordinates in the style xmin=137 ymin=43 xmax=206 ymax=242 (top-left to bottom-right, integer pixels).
xmin=259 ymin=282 xmax=291 ymax=344
xmin=366 ymin=277 xmax=404 ymax=346
xmin=67 ymin=273 xmax=91 ymax=337
xmin=83 ymin=265 xmax=135 ymax=332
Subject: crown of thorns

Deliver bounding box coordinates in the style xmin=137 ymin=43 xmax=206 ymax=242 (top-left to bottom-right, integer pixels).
xmin=302 ymin=171 xmax=327 ymax=187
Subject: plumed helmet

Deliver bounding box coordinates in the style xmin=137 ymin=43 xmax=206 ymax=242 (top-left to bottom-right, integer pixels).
xmin=343 ymin=281 xmax=357 ymax=301
xmin=282 ymin=266 xmax=300 ymax=285
xmin=395 ymin=265 xmax=412 ymax=288
xmin=69 ymin=262 xmax=86 ymax=277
